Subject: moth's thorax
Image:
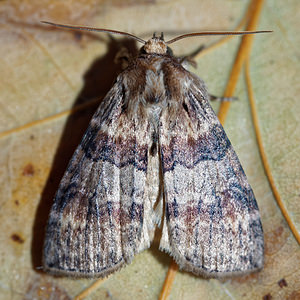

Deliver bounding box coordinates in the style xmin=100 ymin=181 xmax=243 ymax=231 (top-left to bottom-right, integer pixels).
xmin=143 ymin=37 xmax=167 ymax=54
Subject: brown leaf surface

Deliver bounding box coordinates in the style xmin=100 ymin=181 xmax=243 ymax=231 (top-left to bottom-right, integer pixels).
xmin=0 ymin=0 xmax=299 ymax=299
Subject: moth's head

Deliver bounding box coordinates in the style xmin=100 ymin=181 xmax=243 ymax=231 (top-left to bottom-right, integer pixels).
xmin=141 ymin=33 xmax=172 ymax=55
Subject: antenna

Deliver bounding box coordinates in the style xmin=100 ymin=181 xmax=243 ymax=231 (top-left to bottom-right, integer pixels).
xmin=42 ymin=21 xmax=272 ymax=45
xmin=41 ymin=21 xmax=146 ymax=44
xmin=166 ymin=30 xmax=272 ymax=44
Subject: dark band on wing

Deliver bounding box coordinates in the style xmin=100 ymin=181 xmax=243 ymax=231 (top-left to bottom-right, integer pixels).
xmin=161 ymin=124 xmax=231 ymax=172
xmin=80 ymin=131 xmax=148 ymax=171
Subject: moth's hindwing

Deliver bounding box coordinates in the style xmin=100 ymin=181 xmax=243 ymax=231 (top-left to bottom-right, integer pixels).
xmin=159 ymin=74 xmax=264 ymax=277
xmin=43 ymin=76 xmax=159 ymax=277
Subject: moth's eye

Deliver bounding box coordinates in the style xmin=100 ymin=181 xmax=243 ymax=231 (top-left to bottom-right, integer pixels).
xmin=166 ymin=47 xmax=173 ymax=56
xmin=139 ymin=46 xmax=147 ymax=54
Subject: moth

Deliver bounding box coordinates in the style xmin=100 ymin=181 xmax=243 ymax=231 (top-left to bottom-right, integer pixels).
xmin=43 ymin=22 xmax=269 ymax=278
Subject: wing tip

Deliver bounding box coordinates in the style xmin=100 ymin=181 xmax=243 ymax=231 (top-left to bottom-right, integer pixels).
xmin=159 ymin=245 xmax=264 ymax=279
xmin=42 ymin=261 xmax=126 ymax=278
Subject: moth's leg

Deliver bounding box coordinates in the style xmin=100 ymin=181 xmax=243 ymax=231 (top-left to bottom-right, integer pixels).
xmin=179 ymin=46 xmax=237 ymax=102
xmin=178 ymin=45 xmax=205 ymax=68
xmin=114 ymin=47 xmax=133 ymax=70
xmin=209 ymin=94 xmax=238 ymax=102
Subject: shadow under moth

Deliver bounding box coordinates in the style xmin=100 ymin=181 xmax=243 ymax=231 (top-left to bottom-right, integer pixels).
xmin=42 ymin=22 xmax=270 ymax=278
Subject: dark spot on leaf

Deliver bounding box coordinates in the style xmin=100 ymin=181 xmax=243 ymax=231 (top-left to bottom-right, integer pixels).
xmin=263 ymin=293 xmax=272 ymax=300
xmin=11 ymin=233 xmax=24 ymax=244
xmin=278 ymin=278 xmax=287 ymax=288
xmin=22 ymin=164 xmax=34 ymax=176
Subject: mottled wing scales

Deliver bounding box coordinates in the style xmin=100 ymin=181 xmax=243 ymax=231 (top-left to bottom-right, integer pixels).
xmin=159 ymin=77 xmax=264 ymax=277
xmin=43 ymin=78 xmax=158 ymax=277
xmin=44 ymin=50 xmax=264 ymax=278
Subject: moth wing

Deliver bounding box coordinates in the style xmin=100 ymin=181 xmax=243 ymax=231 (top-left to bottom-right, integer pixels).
xmin=159 ymin=77 xmax=264 ymax=277
xmin=43 ymin=76 xmax=158 ymax=277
